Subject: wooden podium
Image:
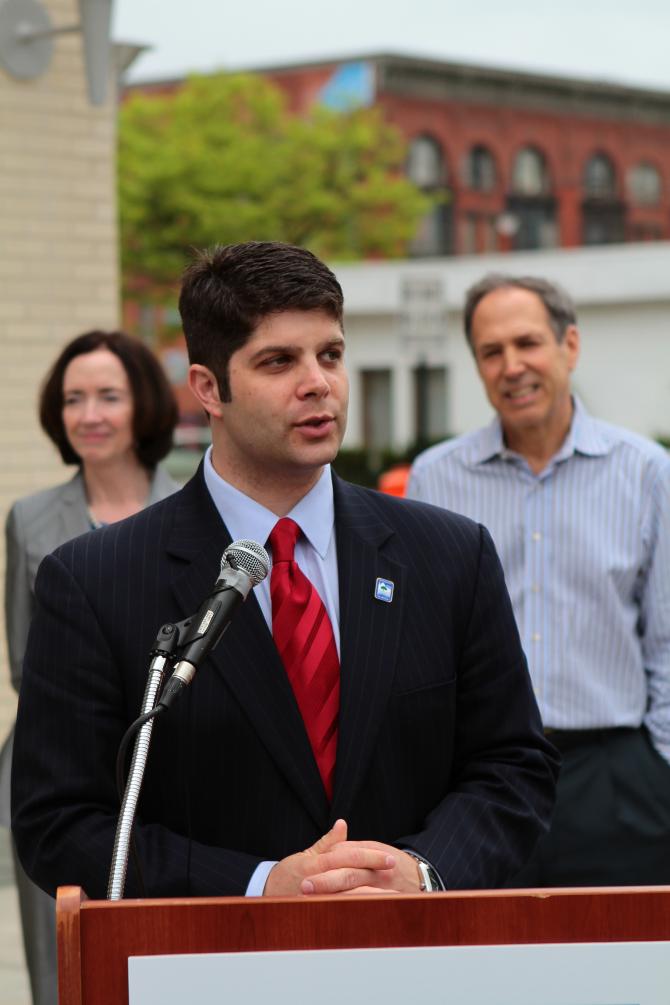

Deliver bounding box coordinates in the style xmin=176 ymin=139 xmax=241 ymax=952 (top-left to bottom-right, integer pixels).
xmin=57 ymin=885 xmax=670 ymax=1004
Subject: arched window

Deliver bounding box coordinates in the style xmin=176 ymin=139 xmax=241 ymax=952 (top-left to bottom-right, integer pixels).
xmin=584 ymin=153 xmax=617 ymax=199
xmin=582 ymin=152 xmax=624 ymax=245
xmin=463 ymin=145 xmax=497 ymax=192
xmin=407 ymin=135 xmax=445 ymax=189
xmin=506 ymin=147 xmax=555 ymax=250
xmin=406 ymin=134 xmax=452 ymax=256
xmin=627 ymin=162 xmax=662 ymax=206
xmin=511 ymin=147 xmax=550 ymax=196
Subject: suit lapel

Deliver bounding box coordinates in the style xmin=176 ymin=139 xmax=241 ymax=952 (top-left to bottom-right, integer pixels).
xmin=148 ymin=464 xmax=179 ymax=504
xmin=330 ymin=477 xmax=406 ymax=820
xmin=58 ymin=472 xmax=93 ymax=543
xmin=166 ymin=469 xmax=329 ymax=829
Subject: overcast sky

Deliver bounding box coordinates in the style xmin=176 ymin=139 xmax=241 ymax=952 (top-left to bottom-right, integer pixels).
xmin=113 ymin=0 xmax=670 ymax=91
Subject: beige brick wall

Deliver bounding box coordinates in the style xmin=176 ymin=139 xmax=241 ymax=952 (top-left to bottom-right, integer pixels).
xmin=0 ymin=0 xmax=119 ymax=739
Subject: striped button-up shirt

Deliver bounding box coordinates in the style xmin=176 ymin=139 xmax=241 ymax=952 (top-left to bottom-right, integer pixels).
xmin=407 ymin=398 xmax=670 ymax=762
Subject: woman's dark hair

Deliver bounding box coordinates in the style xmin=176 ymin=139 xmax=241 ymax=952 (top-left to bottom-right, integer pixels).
xmin=39 ymin=330 xmax=179 ymax=467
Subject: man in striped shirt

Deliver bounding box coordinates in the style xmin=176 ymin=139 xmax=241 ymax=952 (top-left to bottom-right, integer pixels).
xmin=407 ymin=273 xmax=670 ymax=886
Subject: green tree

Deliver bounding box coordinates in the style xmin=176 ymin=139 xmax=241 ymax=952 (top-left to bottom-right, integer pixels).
xmin=118 ymin=72 xmax=431 ymax=298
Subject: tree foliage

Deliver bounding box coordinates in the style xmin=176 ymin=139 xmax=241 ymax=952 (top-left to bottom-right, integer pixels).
xmin=118 ymin=72 xmax=430 ymax=297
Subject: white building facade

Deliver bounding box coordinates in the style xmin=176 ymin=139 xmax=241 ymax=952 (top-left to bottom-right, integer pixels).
xmin=336 ymin=242 xmax=670 ymax=452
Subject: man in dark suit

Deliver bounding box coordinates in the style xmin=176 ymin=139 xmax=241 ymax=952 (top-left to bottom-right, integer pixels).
xmin=12 ymin=242 xmax=558 ymax=899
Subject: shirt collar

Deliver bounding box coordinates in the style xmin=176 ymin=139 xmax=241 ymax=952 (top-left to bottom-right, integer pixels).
xmin=468 ymin=396 xmax=612 ymax=467
xmin=203 ymin=447 xmax=335 ymax=557
xmin=467 ymin=417 xmax=505 ymax=465
xmin=567 ymin=397 xmax=612 ymax=457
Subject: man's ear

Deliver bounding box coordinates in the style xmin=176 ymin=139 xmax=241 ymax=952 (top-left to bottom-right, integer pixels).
xmin=188 ymin=364 xmax=224 ymax=419
xmin=564 ymin=324 xmax=580 ymax=372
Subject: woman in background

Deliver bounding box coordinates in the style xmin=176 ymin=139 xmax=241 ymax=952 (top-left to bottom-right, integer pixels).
xmin=0 ymin=330 xmax=179 ymax=1005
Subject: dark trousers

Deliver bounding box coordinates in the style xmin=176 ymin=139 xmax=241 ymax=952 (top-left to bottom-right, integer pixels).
xmin=11 ymin=838 xmax=57 ymax=1005
xmin=508 ymin=727 xmax=670 ymax=887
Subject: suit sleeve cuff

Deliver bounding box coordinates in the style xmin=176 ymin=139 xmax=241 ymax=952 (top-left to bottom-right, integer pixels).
xmin=245 ymin=860 xmax=278 ymax=896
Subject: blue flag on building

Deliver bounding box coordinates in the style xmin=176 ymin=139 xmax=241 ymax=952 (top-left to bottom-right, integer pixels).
xmin=318 ymin=61 xmax=376 ymax=111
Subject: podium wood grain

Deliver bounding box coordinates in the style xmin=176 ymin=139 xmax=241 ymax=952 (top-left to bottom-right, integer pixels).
xmin=57 ymin=885 xmax=670 ymax=1005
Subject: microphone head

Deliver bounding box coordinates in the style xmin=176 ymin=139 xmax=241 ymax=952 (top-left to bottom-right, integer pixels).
xmin=222 ymin=539 xmax=270 ymax=586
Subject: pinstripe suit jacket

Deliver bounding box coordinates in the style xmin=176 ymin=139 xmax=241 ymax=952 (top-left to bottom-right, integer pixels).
xmin=0 ymin=466 xmax=178 ymax=830
xmin=11 ymin=466 xmax=558 ymax=899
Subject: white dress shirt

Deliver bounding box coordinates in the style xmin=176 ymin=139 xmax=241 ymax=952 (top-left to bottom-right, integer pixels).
xmin=408 ymin=398 xmax=670 ymax=763
xmin=203 ymin=448 xmax=340 ymax=653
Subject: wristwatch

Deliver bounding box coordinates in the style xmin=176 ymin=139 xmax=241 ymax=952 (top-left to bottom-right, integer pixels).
xmin=405 ymin=851 xmax=444 ymax=892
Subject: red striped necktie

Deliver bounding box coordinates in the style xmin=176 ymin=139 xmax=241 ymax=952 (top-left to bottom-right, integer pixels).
xmin=269 ymin=517 xmax=340 ymax=800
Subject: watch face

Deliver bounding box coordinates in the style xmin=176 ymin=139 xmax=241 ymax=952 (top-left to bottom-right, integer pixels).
xmin=427 ymin=866 xmax=441 ymax=892
xmin=416 ymin=860 xmax=434 ymax=892
xmin=407 ymin=851 xmax=442 ymax=892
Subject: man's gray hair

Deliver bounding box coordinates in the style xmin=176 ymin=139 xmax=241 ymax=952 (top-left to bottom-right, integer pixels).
xmin=463 ymin=274 xmax=577 ymax=347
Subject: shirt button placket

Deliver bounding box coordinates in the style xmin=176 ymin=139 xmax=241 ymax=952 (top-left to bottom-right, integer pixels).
xmin=527 ymin=480 xmax=544 ymax=702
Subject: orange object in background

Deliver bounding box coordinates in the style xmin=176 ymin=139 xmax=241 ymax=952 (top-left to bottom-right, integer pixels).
xmin=377 ymin=463 xmax=410 ymax=497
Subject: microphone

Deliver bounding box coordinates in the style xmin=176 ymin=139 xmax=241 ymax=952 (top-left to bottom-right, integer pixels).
xmin=158 ymin=539 xmax=270 ymax=709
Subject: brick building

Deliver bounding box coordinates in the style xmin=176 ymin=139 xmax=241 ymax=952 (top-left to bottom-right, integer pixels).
xmin=258 ymin=53 xmax=670 ymax=257
xmin=122 ymin=54 xmax=670 ymax=462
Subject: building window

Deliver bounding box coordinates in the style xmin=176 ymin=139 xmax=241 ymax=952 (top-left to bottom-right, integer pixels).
xmin=414 ymin=365 xmax=448 ymax=445
xmin=511 ymin=147 xmax=550 ymax=196
xmin=627 ymin=163 xmax=662 ymax=206
xmin=407 ymin=134 xmax=452 ymax=256
xmin=584 ymin=153 xmax=617 ymax=199
xmin=506 ymin=147 xmax=556 ymax=251
xmin=410 ymin=205 xmax=453 ymax=257
xmin=582 ymin=210 xmax=624 ymax=245
xmin=463 ymin=145 xmax=497 ymax=192
xmin=407 ymin=135 xmax=444 ymax=188
xmin=582 ymin=152 xmax=625 ymax=245
xmin=505 ymin=204 xmax=557 ymax=250
xmin=361 ymin=369 xmax=392 ymax=452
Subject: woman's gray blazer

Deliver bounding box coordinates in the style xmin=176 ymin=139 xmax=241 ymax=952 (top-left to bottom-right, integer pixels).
xmin=0 ymin=465 xmax=179 ymax=823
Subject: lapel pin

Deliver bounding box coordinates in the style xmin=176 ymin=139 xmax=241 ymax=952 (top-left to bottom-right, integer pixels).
xmin=374 ymin=577 xmax=394 ymax=603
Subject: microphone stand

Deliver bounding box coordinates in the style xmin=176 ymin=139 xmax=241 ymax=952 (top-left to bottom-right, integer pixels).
xmin=107 ymin=623 xmax=179 ymax=901
xmin=106 ymin=540 xmax=270 ymax=900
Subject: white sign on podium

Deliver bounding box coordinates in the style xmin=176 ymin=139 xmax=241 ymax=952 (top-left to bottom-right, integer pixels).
xmin=129 ymin=940 xmax=670 ymax=1004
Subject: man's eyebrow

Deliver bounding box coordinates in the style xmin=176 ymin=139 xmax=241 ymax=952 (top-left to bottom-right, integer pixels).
xmin=478 ymin=330 xmax=539 ymax=348
xmin=248 ymin=343 xmax=297 ymax=362
xmin=319 ymin=336 xmax=346 ymax=351
xmin=249 ymin=336 xmax=345 ymax=363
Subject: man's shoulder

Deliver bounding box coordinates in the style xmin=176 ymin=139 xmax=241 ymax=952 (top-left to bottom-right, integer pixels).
xmin=411 ymin=428 xmax=490 ymax=475
xmin=587 ymin=415 xmax=670 ymax=471
xmin=7 ymin=474 xmax=83 ymax=530
xmin=150 ymin=463 xmax=182 ymax=502
xmin=52 ymin=477 xmax=190 ymax=567
xmin=336 ymin=475 xmax=483 ymax=538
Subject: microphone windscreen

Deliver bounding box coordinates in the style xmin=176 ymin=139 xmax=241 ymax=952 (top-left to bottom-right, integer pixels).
xmin=222 ymin=539 xmax=270 ymax=586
